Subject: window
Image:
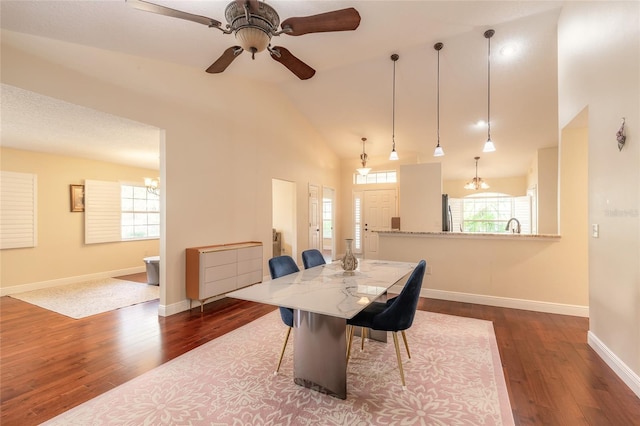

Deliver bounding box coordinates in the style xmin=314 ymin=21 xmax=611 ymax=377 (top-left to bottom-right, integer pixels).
xmin=121 ymin=185 xmax=159 ymax=240
xmin=450 ymin=193 xmax=531 ymax=234
xmin=353 ymin=192 xmax=363 ymax=252
xmin=322 ymin=198 xmax=332 ymax=238
xmin=354 ymin=170 xmax=397 ymax=185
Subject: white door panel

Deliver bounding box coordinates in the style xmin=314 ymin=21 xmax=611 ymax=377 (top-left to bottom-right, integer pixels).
xmin=308 ymin=184 xmax=320 ymax=250
xmin=363 ymin=189 xmax=397 ymax=259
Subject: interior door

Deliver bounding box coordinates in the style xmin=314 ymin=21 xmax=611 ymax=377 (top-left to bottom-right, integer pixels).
xmin=363 ymin=189 xmax=397 ymax=259
xmin=308 ymin=184 xmax=320 ymax=250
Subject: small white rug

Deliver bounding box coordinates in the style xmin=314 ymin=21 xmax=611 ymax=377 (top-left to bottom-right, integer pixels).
xmin=10 ymin=278 xmax=159 ymax=319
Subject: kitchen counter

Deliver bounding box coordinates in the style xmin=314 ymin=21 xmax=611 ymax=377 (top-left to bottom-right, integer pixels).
xmin=377 ymin=230 xmax=561 ymax=241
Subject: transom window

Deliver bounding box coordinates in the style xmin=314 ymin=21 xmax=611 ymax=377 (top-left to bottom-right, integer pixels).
xmin=354 ymin=170 xmax=397 ymax=185
xmin=121 ymin=185 xmax=159 ymax=240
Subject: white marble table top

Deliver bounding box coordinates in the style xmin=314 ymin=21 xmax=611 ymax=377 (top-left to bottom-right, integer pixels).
xmin=227 ymin=259 xmax=415 ymax=319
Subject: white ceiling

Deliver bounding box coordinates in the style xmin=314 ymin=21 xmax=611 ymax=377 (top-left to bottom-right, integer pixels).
xmin=0 ymin=0 xmax=564 ymax=179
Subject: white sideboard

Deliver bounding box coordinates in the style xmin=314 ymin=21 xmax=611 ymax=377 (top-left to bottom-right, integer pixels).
xmin=186 ymin=241 xmax=262 ymax=311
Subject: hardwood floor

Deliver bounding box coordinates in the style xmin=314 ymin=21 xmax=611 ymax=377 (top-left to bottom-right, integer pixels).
xmin=1 ymin=276 xmax=639 ymax=425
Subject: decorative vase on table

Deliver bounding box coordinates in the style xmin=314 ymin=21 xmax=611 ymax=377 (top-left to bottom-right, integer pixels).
xmin=341 ymin=239 xmax=358 ymax=272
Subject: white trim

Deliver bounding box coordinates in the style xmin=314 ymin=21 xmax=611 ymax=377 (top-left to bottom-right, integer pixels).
xmin=0 ymin=266 xmax=145 ymax=296
xmin=158 ymin=300 xmax=190 ymax=317
xmin=159 ymin=293 xmax=228 ymax=317
xmin=386 ymin=286 xmax=589 ymax=317
xmin=588 ymin=331 xmax=640 ymax=399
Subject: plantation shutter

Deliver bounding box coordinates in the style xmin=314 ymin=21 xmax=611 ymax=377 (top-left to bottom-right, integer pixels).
xmin=0 ymin=171 xmax=37 ymax=249
xmin=449 ymin=198 xmax=463 ymax=233
xmin=85 ymin=179 xmax=121 ymax=244
xmin=514 ymin=196 xmax=532 ymax=234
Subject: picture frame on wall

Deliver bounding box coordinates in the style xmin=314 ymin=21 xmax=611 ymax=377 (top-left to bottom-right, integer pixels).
xmin=70 ymin=184 xmax=85 ymax=212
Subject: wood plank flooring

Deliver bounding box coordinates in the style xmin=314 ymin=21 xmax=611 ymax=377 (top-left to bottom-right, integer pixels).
xmin=1 ymin=274 xmax=639 ymax=425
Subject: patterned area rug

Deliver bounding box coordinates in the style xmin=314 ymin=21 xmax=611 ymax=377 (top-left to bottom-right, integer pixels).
xmin=10 ymin=278 xmax=159 ymax=319
xmin=44 ymin=310 xmax=514 ymax=425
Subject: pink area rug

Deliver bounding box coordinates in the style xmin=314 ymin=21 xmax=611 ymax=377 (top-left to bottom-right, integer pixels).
xmin=44 ymin=310 xmax=514 ymax=425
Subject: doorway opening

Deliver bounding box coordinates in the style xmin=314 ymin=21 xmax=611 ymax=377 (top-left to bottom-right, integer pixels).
xmin=272 ymin=179 xmax=296 ymax=260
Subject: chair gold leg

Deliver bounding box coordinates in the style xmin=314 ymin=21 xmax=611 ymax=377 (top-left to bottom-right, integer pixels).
xmin=346 ymin=325 xmax=355 ymax=363
xmin=275 ymin=326 xmax=291 ymax=374
xmin=392 ymin=332 xmax=406 ymax=389
xmin=360 ymin=327 xmax=367 ymax=351
xmin=401 ymin=330 xmax=411 ymax=359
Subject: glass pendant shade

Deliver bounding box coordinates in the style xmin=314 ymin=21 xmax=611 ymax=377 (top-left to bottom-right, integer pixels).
xmin=389 ymin=148 xmax=399 ymax=161
xmin=483 ymin=138 xmax=496 ymax=153
xmin=357 ymin=167 xmax=372 ymax=176
xmin=433 ymin=144 xmax=444 ymax=157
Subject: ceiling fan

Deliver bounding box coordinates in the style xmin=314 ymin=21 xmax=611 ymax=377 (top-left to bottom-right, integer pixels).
xmin=126 ymin=0 xmax=361 ymax=80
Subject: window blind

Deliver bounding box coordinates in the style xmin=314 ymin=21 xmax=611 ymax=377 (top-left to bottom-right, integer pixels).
xmin=84 ymin=179 xmax=121 ymax=244
xmin=0 ymin=171 xmax=37 ymax=249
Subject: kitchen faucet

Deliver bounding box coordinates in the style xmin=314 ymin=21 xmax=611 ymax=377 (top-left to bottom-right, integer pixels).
xmin=505 ymin=218 xmax=521 ymax=234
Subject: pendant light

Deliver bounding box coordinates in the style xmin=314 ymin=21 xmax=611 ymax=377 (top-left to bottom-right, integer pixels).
xmin=356 ymin=137 xmax=371 ymax=176
xmin=389 ymin=53 xmax=400 ymax=160
xmin=433 ymin=42 xmax=445 ymax=157
xmin=464 ymin=156 xmax=490 ymax=190
xmin=483 ymin=29 xmax=496 ymax=153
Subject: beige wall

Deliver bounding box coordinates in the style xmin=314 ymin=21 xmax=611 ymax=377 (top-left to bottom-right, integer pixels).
xmin=0 ymin=148 xmax=160 ymax=290
xmin=558 ymin=2 xmax=640 ymax=385
xmin=537 ymin=147 xmax=559 ymax=234
xmin=1 ymin=31 xmax=340 ymax=312
xmin=399 ymin=163 xmax=442 ymax=232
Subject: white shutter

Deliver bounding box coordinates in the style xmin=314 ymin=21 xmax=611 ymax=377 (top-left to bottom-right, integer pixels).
xmin=449 ymin=198 xmax=463 ymax=233
xmin=85 ymin=179 xmax=121 ymax=244
xmin=0 ymin=171 xmax=37 ymax=249
xmin=515 ymin=196 xmax=532 ymax=234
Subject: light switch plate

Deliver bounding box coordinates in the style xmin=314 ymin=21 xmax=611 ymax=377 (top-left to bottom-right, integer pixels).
xmin=592 ymin=224 xmax=599 ymax=238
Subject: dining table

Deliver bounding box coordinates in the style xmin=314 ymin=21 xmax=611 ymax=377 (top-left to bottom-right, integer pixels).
xmin=226 ymin=258 xmax=415 ymax=399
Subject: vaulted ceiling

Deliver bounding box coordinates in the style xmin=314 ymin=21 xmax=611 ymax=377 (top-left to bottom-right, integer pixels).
xmin=1 ymin=1 xmax=563 ymax=180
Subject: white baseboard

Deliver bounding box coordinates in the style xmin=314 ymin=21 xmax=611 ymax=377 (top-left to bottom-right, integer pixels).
xmin=588 ymin=331 xmax=640 ymax=399
xmin=0 ymin=266 xmax=146 ymax=297
xmin=386 ymin=286 xmax=589 ymax=317
xmin=159 ymin=294 xmax=230 ymax=317
xmin=159 ymin=300 xmax=190 ymax=317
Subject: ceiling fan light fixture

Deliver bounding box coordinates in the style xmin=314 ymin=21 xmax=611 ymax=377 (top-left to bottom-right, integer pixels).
xmin=235 ymin=27 xmax=271 ymax=53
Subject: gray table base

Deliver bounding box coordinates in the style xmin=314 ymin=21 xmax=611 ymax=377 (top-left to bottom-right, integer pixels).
xmin=293 ymin=310 xmax=347 ymax=399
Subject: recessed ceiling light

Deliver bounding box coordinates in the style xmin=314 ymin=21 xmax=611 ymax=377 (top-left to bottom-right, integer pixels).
xmin=500 ymin=44 xmax=517 ymax=56
xmin=476 ymin=120 xmax=486 ymax=127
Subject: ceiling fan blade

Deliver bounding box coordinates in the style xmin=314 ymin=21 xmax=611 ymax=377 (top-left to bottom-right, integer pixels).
xmin=206 ymin=47 xmax=243 ymax=73
xmin=126 ymin=0 xmax=222 ymax=28
xmin=270 ymin=47 xmax=316 ymax=80
xmin=280 ymin=8 xmax=361 ymax=36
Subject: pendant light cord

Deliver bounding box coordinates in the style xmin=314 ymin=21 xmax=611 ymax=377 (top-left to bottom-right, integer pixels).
xmin=487 ymin=32 xmax=492 ymax=140
xmin=437 ymin=47 xmax=440 ymax=144
xmin=392 ymin=57 xmax=396 ymax=149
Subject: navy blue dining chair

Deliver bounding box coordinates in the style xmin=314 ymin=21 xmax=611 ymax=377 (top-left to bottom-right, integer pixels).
xmin=301 ymin=249 xmax=326 ymax=269
xmin=346 ymin=260 xmax=426 ymax=389
xmin=268 ymin=255 xmax=300 ymax=374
